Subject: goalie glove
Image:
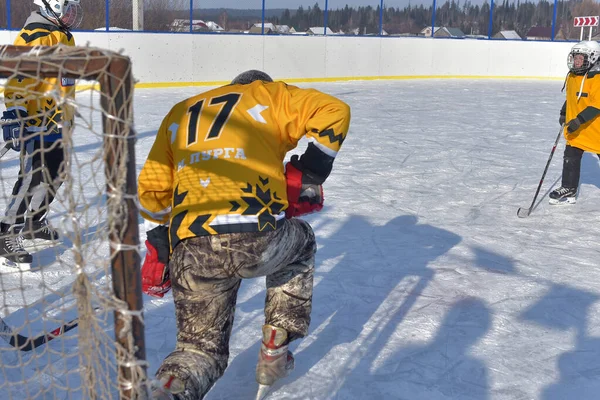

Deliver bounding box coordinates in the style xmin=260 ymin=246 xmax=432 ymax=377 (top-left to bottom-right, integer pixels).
xmin=1 ymin=109 xmax=28 ymax=152
xmin=142 ymin=225 xmax=171 ymax=298
xmin=285 ymin=155 xmax=324 ymax=219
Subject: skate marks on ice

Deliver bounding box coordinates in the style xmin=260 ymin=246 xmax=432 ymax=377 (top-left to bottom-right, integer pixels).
xmin=284 ymin=217 xmax=491 ymax=400
xmin=522 ymin=284 xmax=600 ymax=400
xmin=579 ymin=152 xmax=600 ymax=191
xmin=369 ymin=297 xmax=491 ymax=400
xmin=516 ymin=176 xmax=560 ymax=218
xmin=520 ymin=152 xmax=600 ymax=217
xmin=140 ymin=82 xmax=600 ymax=400
xmin=283 ymin=215 xmax=487 ymax=400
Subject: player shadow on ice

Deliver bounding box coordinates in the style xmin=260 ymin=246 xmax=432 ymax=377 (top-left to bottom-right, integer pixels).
xmin=577 ymin=152 xmax=600 ymax=191
xmin=26 ymin=218 xmax=108 ymax=270
xmin=470 ymin=245 xmax=516 ymax=275
xmin=361 ymin=297 xmax=492 ymax=400
xmin=521 ymin=284 xmax=600 ymax=400
xmin=289 ymin=214 xmax=465 ymax=398
xmin=206 ymin=214 xmax=467 ymax=399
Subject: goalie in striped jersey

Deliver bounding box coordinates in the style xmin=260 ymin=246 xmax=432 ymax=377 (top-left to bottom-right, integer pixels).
xmin=138 ymin=70 xmax=351 ymax=399
xmin=0 ymin=0 xmax=82 ymax=269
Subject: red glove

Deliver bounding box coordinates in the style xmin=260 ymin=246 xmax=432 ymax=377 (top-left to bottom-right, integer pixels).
xmin=142 ymin=240 xmax=171 ymax=298
xmin=285 ymin=161 xmax=324 ymax=218
xmin=142 ymin=226 xmax=171 ymax=298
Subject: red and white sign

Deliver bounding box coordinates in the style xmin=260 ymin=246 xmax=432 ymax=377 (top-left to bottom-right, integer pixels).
xmin=574 ymin=16 xmax=599 ymax=27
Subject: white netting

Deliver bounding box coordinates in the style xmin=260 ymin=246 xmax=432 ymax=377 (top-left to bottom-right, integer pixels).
xmin=0 ymin=45 xmax=147 ymax=400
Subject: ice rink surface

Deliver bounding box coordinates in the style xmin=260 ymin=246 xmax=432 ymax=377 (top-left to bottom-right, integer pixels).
xmin=4 ymin=79 xmax=600 ymax=400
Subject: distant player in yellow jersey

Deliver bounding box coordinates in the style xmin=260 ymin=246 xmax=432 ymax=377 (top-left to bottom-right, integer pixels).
xmin=551 ymin=40 xmax=600 ymax=205
xmin=0 ymin=0 xmax=82 ymax=269
xmin=139 ymin=70 xmax=351 ymax=399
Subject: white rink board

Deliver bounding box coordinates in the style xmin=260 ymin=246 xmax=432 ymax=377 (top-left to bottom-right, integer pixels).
xmin=0 ymin=31 xmax=575 ymax=84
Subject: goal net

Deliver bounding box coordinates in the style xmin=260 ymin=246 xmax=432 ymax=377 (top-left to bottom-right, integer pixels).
xmin=0 ymin=45 xmax=147 ymax=399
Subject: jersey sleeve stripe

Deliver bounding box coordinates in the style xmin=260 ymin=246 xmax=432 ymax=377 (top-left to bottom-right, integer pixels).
xmin=139 ymin=204 xmax=172 ymax=221
xmin=307 ymin=137 xmax=339 ymax=158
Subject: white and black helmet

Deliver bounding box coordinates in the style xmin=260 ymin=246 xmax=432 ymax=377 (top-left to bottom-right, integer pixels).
xmin=34 ymin=0 xmax=82 ymax=29
xmin=567 ymin=40 xmax=600 ymax=74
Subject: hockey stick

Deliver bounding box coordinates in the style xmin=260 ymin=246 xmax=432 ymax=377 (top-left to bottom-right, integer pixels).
xmin=0 ymin=143 xmax=12 ymax=159
xmin=517 ymin=125 xmax=564 ymax=218
xmin=0 ymin=308 xmax=100 ymax=351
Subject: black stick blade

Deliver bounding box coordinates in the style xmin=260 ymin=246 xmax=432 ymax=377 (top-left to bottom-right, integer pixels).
xmin=517 ymin=207 xmax=531 ymax=218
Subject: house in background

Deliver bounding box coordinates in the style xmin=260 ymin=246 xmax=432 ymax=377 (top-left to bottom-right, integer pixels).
xmin=249 ymin=23 xmax=276 ymax=34
xmin=493 ymin=30 xmax=521 ymax=40
xmin=276 ymin=25 xmax=296 ymax=34
xmin=434 ymin=27 xmax=466 ymax=38
xmin=249 ymin=23 xmax=297 ymax=34
xmin=525 ymin=26 xmax=566 ymax=40
xmin=204 ymin=21 xmax=224 ymax=32
xmin=250 ymin=23 xmax=276 ymax=34
xmin=169 ymin=19 xmax=223 ymax=32
xmin=307 ymin=27 xmax=335 ymax=35
xmin=420 ymin=26 xmax=441 ymax=37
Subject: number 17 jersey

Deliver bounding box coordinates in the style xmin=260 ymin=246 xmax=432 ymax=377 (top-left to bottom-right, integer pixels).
xmin=138 ymin=80 xmax=351 ymax=249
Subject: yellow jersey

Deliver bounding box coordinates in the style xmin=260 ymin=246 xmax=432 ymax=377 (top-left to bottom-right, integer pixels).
xmin=138 ymin=80 xmax=351 ymax=249
xmin=564 ymin=71 xmax=600 ymax=153
xmin=4 ymin=12 xmax=76 ymax=141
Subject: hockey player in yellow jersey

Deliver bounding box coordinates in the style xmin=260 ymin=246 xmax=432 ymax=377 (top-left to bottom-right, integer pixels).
xmin=550 ymin=40 xmax=600 ymax=205
xmin=0 ymin=0 xmax=81 ymax=269
xmin=139 ymin=70 xmax=351 ymax=399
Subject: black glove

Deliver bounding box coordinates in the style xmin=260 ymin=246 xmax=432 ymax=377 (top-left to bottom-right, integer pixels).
xmin=567 ymin=116 xmax=584 ymax=133
xmin=285 ymin=158 xmax=324 ymax=218
xmin=146 ymin=225 xmax=170 ymax=264
xmin=559 ymin=114 xmax=566 ymax=125
xmin=289 ymin=155 xmax=325 ymax=185
xmin=1 ymin=110 xmax=28 ymax=151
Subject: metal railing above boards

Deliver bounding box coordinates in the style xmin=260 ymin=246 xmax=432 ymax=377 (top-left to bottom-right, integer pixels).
xmin=0 ymin=0 xmax=595 ymax=41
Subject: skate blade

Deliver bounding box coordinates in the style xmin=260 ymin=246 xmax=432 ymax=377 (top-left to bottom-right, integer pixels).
xmin=548 ymin=197 xmax=576 ymax=205
xmin=0 ymin=257 xmax=31 ymax=271
xmin=22 ymin=239 xmax=60 ymax=251
xmin=150 ymin=389 xmax=175 ymax=400
xmin=256 ymin=384 xmax=273 ymax=400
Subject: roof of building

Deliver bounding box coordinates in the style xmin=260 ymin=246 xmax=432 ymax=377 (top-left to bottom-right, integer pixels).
xmin=308 ymin=27 xmax=335 ymax=35
xmin=498 ymin=30 xmax=521 ymax=39
xmin=444 ymin=27 xmax=465 ymax=37
xmin=526 ymin=27 xmax=553 ymax=38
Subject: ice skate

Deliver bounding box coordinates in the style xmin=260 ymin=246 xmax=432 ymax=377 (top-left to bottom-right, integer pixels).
xmin=549 ymin=186 xmax=577 ymax=205
xmin=21 ymin=218 xmax=60 ymax=250
xmin=0 ymin=226 xmax=32 ymax=270
xmin=255 ymin=325 xmax=295 ymax=399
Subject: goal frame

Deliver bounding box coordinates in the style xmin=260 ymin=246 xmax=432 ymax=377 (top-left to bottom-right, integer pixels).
xmin=0 ymin=44 xmax=147 ymax=399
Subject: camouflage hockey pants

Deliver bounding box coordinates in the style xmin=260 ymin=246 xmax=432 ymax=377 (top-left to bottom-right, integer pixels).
xmin=156 ymin=218 xmax=316 ymax=400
